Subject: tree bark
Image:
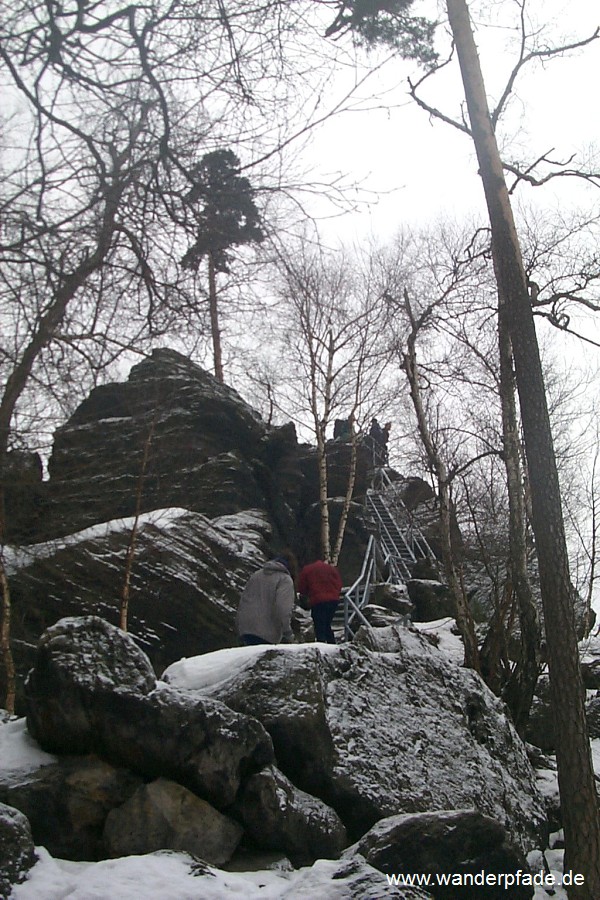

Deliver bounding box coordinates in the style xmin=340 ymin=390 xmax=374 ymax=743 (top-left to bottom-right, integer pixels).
xmin=208 ymin=252 xmax=224 ymax=383
xmin=446 ymin=0 xmax=600 ymax=891
xmin=497 ymin=309 xmax=541 ymax=735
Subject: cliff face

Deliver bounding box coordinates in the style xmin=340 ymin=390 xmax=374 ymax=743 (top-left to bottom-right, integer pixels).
xmin=4 ymin=349 xmax=371 ymax=707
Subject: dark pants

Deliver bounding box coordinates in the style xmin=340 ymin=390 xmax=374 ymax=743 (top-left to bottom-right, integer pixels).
xmin=241 ymin=634 xmax=271 ymax=646
xmin=311 ymin=601 xmax=339 ymax=643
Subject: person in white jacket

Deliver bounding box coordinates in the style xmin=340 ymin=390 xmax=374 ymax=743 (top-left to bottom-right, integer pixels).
xmin=236 ymin=551 xmax=297 ymax=645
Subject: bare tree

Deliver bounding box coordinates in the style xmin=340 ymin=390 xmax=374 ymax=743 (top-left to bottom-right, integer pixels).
xmin=274 ymin=242 xmax=391 ymax=563
xmin=444 ymin=1 xmax=600 ymax=889
xmin=325 ymin=1 xmax=600 ymax=884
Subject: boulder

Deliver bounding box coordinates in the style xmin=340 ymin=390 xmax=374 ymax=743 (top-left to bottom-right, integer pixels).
xmin=6 ymin=508 xmax=271 ymax=706
xmin=235 ymin=764 xmax=347 ymax=866
xmin=103 ymin=778 xmax=242 ymax=865
xmin=0 ymin=802 xmax=36 ymax=898
xmin=25 ymin=615 xmax=156 ymax=754
xmin=372 ymin=584 xmax=414 ymax=619
xmin=25 ymin=617 xmax=274 ymax=808
xmin=407 ymin=579 xmax=454 ymax=622
xmin=353 ymin=809 xmax=532 ymax=899
xmin=163 ymin=635 xmax=547 ymax=852
xmin=0 ymin=754 xmax=142 ymax=861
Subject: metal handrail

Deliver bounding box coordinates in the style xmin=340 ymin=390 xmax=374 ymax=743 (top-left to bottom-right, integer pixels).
xmin=341 ymin=534 xmax=378 ymax=640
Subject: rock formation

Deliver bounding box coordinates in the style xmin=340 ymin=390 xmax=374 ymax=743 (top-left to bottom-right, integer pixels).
xmin=0 ymin=614 xmax=547 ymax=897
xmin=3 ymin=349 xmax=374 ymax=707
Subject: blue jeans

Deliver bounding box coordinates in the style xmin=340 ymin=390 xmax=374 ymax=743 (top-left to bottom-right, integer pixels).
xmin=241 ymin=634 xmax=271 ymax=646
xmin=311 ymin=601 xmax=339 ymax=643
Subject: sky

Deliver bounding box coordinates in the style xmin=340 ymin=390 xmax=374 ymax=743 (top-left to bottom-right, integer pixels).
xmin=302 ymin=0 xmax=599 ymax=242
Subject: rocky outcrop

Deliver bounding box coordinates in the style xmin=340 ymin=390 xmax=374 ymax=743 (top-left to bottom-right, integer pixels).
xmin=5 ymin=350 xmax=374 ymax=708
xmin=25 ymin=617 xmax=274 ymax=808
xmin=235 ymin=764 xmax=347 ymax=866
xmin=407 ymin=579 xmax=454 ymax=622
xmin=6 ymin=508 xmax=271 ymax=697
xmin=0 ymin=802 xmax=36 ymax=898
xmin=103 ymin=778 xmax=243 ymax=865
xmin=353 ymin=810 xmax=532 ymax=899
xmin=0 ymin=754 xmax=141 ymax=861
xmin=164 ymin=629 xmax=547 ymax=852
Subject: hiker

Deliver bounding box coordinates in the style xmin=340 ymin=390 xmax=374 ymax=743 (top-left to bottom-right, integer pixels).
xmin=237 ymin=550 xmax=297 ymax=645
xmin=382 ymin=421 xmax=391 ymax=464
xmin=369 ymin=417 xmax=386 ymax=465
xmin=298 ymin=558 xmax=343 ymax=644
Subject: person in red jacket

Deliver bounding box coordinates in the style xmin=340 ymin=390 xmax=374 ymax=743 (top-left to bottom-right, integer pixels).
xmin=298 ymin=558 xmax=343 ymax=644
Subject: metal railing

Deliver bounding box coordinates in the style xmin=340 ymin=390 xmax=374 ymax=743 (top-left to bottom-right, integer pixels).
xmin=340 ymin=469 xmax=437 ymax=640
xmin=340 ymin=534 xmax=379 ymax=640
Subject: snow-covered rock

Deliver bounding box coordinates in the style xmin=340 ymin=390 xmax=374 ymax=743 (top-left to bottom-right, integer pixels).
xmin=25 ymin=617 xmax=274 ymax=808
xmin=0 ymin=802 xmax=36 ymax=898
xmin=163 ymin=633 xmax=547 ymax=852
xmin=351 ymin=809 xmax=532 ymax=899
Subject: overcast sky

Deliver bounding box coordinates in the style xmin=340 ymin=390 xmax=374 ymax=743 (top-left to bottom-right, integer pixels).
xmin=302 ymin=0 xmax=599 ymax=240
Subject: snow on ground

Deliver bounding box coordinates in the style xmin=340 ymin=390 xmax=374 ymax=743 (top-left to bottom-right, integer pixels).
xmin=161 ymin=642 xmax=338 ymax=690
xmin=0 ymin=718 xmax=56 ymax=773
xmin=412 ymin=617 xmax=465 ymax=665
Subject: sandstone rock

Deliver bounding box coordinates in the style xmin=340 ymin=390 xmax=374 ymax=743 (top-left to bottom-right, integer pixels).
xmin=353 ymin=809 xmax=532 ymax=899
xmin=6 ymin=509 xmax=271 ymax=704
xmin=17 ymin=760 xmax=136 ymax=863
xmin=0 ymin=802 xmax=36 ymax=898
xmin=407 ymin=580 xmax=454 ymax=622
xmin=0 ymin=754 xmax=141 ymax=862
xmin=372 ymin=584 xmax=414 ymax=619
xmin=26 ymin=615 xmax=156 ymax=754
xmin=164 ymin=636 xmax=547 ymax=852
xmin=103 ymin=778 xmax=242 ymax=865
xmin=236 ymin=764 xmax=347 ymax=866
xmin=25 ymin=617 xmax=274 ymax=807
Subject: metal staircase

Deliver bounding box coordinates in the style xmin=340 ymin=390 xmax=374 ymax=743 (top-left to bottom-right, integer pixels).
xmin=340 ymin=469 xmax=436 ymax=640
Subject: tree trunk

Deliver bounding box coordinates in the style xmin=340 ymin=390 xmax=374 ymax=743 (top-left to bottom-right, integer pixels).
xmin=447 ymin=0 xmax=600 ymax=891
xmin=331 ymin=415 xmax=358 ymax=566
xmin=208 ymin=252 xmax=224 ymax=383
xmin=498 ymin=309 xmax=541 ymax=735
xmin=403 ymin=293 xmax=480 ymax=671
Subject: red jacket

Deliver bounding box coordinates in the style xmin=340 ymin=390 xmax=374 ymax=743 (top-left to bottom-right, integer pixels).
xmin=298 ymin=560 xmax=343 ymax=607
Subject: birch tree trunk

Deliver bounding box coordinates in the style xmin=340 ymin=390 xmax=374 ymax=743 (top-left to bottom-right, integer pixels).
xmin=446 ymin=0 xmax=600 ymax=890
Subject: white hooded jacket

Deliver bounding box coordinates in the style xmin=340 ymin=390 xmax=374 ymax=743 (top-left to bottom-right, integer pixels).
xmin=236 ymin=559 xmax=295 ymax=643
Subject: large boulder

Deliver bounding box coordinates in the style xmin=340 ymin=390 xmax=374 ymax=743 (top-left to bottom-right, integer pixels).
xmin=6 ymin=508 xmax=271 ymax=693
xmin=353 ymin=810 xmax=532 ymax=899
xmin=0 ymin=753 xmax=142 ymax=861
xmin=44 ymin=349 xmax=269 ymax=536
xmin=25 ymin=617 xmax=274 ymax=808
xmin=0 ymin=802 xmax=36 ymax=898
xmin=103 ymin=778 xmax=243 ymax=865
xmin=235 ymin=764 xmax=347 ymax=866
xmin=163 ymin=633 xmax=547 ymax=852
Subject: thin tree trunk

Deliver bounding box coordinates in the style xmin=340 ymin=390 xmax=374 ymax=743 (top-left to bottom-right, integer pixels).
xmin=403 ymin=291 xmax=480 ymax=672
xmin=447 ymin=0 xmax=600 ymax=890
xmin=208 ymin=252 xmax=224 ymax=383
xmin=331 ymin=415 xmax=358 ymax=566
xmin=498 ymin=310 xmax=541 ymax=735
xmin=0 ymin=554 xmax=15 ymax=714
xmin=121 ymin=418 xmax=156 ymax=631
